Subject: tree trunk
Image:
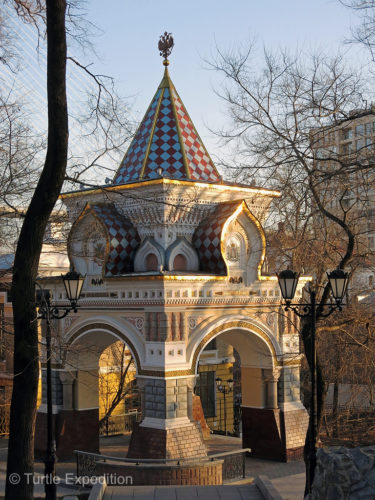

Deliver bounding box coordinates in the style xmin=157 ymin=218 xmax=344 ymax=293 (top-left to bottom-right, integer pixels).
xmin=5 ymin=1 xmax=68 ymax=499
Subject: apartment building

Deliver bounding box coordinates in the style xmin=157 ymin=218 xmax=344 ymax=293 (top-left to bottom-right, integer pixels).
xmin=310 ymin=109 xmax=375 ymax=292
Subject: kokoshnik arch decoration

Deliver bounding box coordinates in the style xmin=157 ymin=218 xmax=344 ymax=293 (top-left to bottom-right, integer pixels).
xmin=35 ymin=34 xmax=309 ymax=464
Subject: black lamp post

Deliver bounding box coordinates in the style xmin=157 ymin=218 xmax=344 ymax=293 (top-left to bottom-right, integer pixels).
xmin=276 ymin=268 xmax=349 ymax=495
xmin=36 ymin=268 xmax=85 ymax=500
xmin=215 ymin=377 xmax=234 ymax=436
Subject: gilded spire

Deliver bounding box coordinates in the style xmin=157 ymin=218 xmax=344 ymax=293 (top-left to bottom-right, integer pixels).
xmin=112 ymin=37 xmax=221 ymax=185
xmin=158 ymin=32 xmax=174 ymax=66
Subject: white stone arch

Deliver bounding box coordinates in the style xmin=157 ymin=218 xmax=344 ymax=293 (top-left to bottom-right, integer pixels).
xmin=58 ymin=316 xmax=146 ymax=415
xmin=134 ymin=237 xmax=165 ymax=272
xmin=166 ymin=237 xmax=199 ymax=271
xmin=188 ymin=314 xmax=282 ymax=375
xmin=63 ymin=315 xmax=146 ymax=373
xmin=189 ymin=314 xmax=284 ymax=416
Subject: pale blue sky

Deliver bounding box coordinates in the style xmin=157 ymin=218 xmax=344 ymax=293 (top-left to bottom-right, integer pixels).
xmin=4 ymin=0 xmax=367 ymax=177
xmin=83 ymin=0 xmax=364 ymax=158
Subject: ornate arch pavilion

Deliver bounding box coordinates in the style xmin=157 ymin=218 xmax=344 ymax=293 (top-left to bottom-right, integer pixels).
xmin=36 ymin=42 xmax=308 ymax=462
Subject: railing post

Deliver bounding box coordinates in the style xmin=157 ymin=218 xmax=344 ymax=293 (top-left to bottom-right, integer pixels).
xmin=76 ymin=452 xmax=78 ymax=479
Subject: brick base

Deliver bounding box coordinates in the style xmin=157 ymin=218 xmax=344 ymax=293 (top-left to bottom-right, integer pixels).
xmin=242 ymin=406 xmax=307 ymax=462
xmin=127 ymin=421 xmax=207 ymax=459
xmin=35 ymin=409 xmax=99 ymax=460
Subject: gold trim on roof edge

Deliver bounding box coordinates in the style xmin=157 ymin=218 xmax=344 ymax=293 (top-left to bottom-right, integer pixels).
xmin=112 ymin=85 xmax=164 ymax=183
xmin=168 ymin=76 xmax=220 ymax=181
xmin=105 ymin=274 xmax=227 ymax=281
xmin=167 ymin=71 xmax=191 ymax=179
xmin=60 ymin=178 xmax=281 ymax=199
xmin=139 ymin=86 xmax=165 ymax=179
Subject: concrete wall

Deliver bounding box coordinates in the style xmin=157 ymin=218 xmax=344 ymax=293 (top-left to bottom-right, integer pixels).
xmin=242 ymin=367 xmax=263 ymax=407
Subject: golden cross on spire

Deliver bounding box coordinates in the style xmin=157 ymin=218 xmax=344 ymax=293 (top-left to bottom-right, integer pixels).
xmin=158 ymin=32 xmax=174 ymax=66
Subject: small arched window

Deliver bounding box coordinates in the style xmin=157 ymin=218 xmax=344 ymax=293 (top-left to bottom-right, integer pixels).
xmin=145 ymin=253 xmax=158 ymax=271
xmin=173 ymin=253 xmax=187 ymax=271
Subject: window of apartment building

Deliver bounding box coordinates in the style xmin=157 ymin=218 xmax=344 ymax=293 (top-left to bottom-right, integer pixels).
xmin=328 ymin=131 xmax=335 ymax=143
xmin=368 ymin=235 xmax=375 ymax=250
xmin=196 ymin=371 xmax=216 ymax=418
xmin=365 ymin=123 xmax=372 ymax=136
xmin=355 ymin=124 xmax=364 ymax=136
xmin=341 ymin=142 xmax=353 ymax=155
xmin=369 ymin=275 xmax=374 ymax=287
xmin=356 ymin=139 xmax=364 ymax=151
xmin=366 ymin=137 xmax=373 ymax=149
xmin=342 ymin=128 xmax=352 ymax=140
xmin=315 ymin=148 xmax=327 ymax=159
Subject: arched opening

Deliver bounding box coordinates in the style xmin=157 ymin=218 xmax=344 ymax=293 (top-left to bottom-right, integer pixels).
xmin=173 ymin=253 xmax=187 ymax=271
xmin=99 ymin=341 xmax=140 ymax=436
xmin=196 ymin=337 xmax=239 ymax=436
xmin=145 ymin=252 xmax=158 ymax=271
xmin=191 ymin=322 xmax=307 ymax=461
xmin=194 ymin=328 xmax=275 ymax=438
xmin=36 ymin=323 xmax=144 ymax=459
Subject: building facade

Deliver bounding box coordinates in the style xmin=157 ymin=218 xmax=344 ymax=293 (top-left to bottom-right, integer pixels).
xmin=310 ymin=109 xmax=375 ymax=292
xmin=35 ymin=56 xmax=309 ymax=462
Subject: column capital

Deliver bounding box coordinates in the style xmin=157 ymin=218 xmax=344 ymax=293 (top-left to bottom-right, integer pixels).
xmin=59 ymin=370 xmax=77 ymax=385
xmin=263 ymin=367 xmax=281 ymax=383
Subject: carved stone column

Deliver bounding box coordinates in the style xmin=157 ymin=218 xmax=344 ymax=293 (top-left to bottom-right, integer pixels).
xmin=59 ymin=371 xmax=76 ymax=410
xmin=264 ymin=368 xmax=281 ymax=409
xmin=186 ymin=377 xmax=196 ymax=420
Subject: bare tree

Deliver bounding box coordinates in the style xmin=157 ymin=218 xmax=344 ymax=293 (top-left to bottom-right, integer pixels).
xmin=2 ymin=1 xmax=133 ymax=498
xmin=340 ymin=1 xmax=375 ymax=60
xmin=99 ymin=342 xmax=136 ymax=431
xmin=209 ymin=45 xmax=375 ymax=494
xmin=5 ymin=0 xmax=68 ymax=497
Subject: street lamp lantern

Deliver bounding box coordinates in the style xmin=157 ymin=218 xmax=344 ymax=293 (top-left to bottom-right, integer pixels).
xmin=62 ymin=268 xmax=85 ymax=310
xmin=215 ymin=377 xmax=233 ymax=435
xmin=327 ymin=269 xmax=349 ymax=304
xmin=276 ymin=269 xmax=300 ymax=302
xmin=276 ymin=267 xmax=348 ymax=496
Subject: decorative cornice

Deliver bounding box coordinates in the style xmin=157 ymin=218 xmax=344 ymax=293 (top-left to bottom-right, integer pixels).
xmin=60 ymin=178 xmax=281 ymax=200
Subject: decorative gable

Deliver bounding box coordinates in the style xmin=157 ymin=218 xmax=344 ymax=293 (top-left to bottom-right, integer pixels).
xmin=69 ymin=203 xmax=140 ymax=277
xmin=193 ymin=200 xmax=266 ymax=280
xmin=193 ymin=201 xmax=242 ymax=275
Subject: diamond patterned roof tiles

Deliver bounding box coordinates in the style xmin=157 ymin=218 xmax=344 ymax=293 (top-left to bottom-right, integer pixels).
xmin=77 ymin=203 xmax=140 ymax=277
xmin=113 ymin=68 xmax=221 ymax=185
xmin=193 ymin=200 xmax=243 ymax=275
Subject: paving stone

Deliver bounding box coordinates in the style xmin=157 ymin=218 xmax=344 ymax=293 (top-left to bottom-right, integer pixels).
xmin=155 ymin=486 xmax=180 ymax=500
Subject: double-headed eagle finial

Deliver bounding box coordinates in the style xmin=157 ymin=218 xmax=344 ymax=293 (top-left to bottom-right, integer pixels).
xmin=158 ymin=32 xmax=174 ymax=66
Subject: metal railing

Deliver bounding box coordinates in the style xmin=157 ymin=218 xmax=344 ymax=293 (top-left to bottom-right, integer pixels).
xmin=75 ymin=447 xmax=250 ymax=483
xmin=0 ymin=404 xmax=10 ymax=437
xmin=99 ymin=410 xmax=141 ymax=437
